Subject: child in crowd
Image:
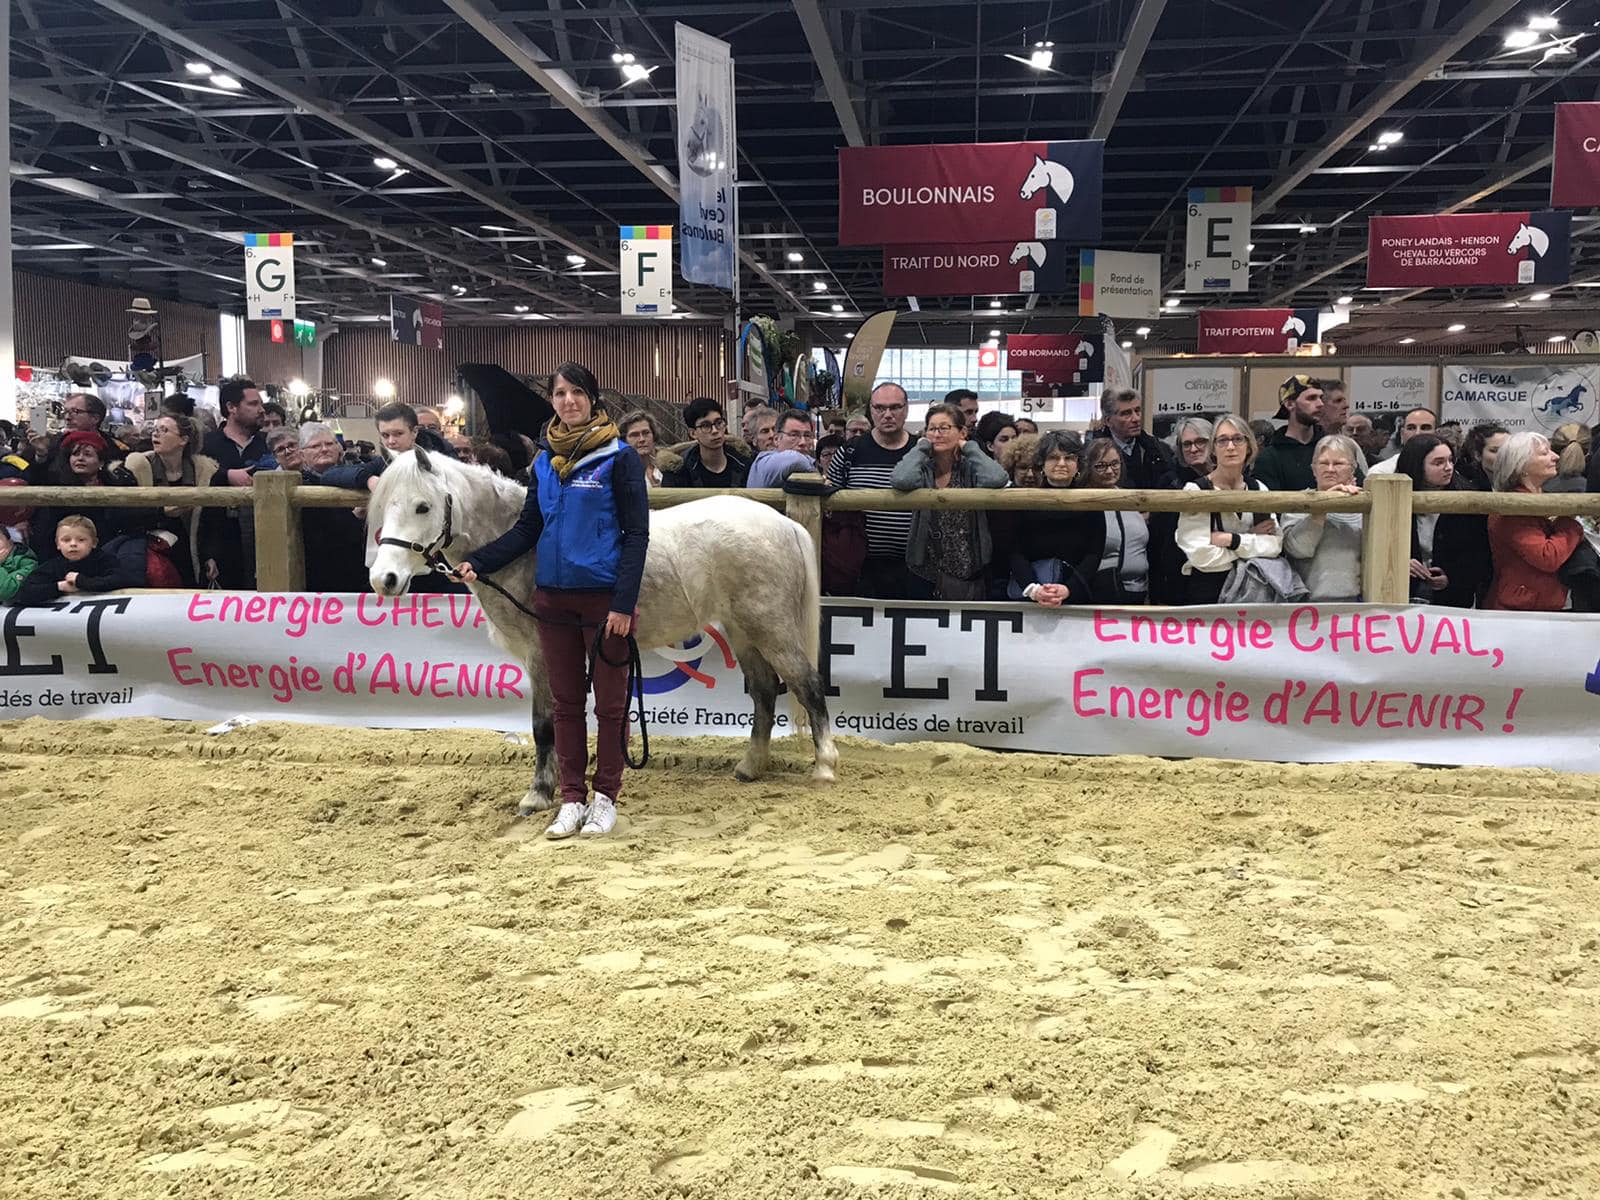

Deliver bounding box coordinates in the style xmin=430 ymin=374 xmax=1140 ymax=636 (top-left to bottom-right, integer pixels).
xmin=0 ymin=524 xmax=38 ymax=603
xmin=11 ymin=515 xmax=129 ymax=605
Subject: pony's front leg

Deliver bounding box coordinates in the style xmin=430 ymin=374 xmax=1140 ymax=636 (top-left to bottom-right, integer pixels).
xmin=517 ymin=713 xmax=559 ymax=817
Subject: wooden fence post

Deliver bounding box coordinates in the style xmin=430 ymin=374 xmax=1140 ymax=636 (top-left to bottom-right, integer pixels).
xmin=783 ymin=473 xmax=825 ymax=566
xmin=253 ymin=471 xmax=305 ymax=592
xmin=1361 ymin=472 xmax=1412 ymax=604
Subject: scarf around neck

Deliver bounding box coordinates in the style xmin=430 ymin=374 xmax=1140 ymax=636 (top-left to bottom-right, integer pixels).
xmin=544 ymin=412 xmax=620 ymax=480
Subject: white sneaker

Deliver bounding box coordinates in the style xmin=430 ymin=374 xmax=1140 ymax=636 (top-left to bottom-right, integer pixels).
xmin=580 ymin=795 xmax=617 ymax=837
xmin=545 ymin=801 xmax=587 ymax=840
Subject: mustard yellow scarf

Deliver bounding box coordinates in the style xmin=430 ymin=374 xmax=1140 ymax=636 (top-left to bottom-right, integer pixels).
xmin=544 ymin=412 xmax=620 ymax=480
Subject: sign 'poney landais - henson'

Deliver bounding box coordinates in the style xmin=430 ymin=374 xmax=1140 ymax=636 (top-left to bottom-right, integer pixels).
xmin=1366 ymin=211 xmax=1571 ymax=288
xmin=839 ymin=140 xmax=1103 ymax=247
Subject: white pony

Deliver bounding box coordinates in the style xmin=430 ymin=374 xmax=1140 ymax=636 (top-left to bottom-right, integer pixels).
xmin=366 ymin=448 xmax=838 ymax=812
xmin=1019 ymin=155 xmax=1075 ymax=205
xmin=1009 ymin=241 xmax=1047 ymax=266
xmin=1508 ymin=223 xmax=1550 ymax=258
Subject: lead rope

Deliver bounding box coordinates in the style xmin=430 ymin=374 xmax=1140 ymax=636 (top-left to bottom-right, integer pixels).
xmin=587 ymin=623 xmax=649 ymax=770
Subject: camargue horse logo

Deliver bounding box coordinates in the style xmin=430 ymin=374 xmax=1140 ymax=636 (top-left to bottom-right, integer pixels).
xmin=1019 ymin=155 xmax=1074 ymax=205
xmin=1508 ymin=223 xmax=1550 ymax=259
xmin=1009 ymin=241 xmax=1047 ymax=266
xmin=1539 ymin=382 xmax=1588 ymax=417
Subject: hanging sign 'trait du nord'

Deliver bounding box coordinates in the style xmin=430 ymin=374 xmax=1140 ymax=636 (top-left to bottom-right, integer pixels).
xmin=1366 ymin=211 xmax=1571 ymax=288
xmin=881 ymin=239 xmax=1075 ymax=297
xmin=839 ymin=140 xmax=1103 ymax=247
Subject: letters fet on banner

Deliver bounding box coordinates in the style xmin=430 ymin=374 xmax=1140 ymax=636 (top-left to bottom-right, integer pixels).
xmin=839 ymin=140 xmax=1103 ymax=247
xmin=620 ymin=226 xmax=674 ymax=316
xmin=1366 ymin=211 xmax=1571 ymax=288
xmin=390 ymin=295 xmax=444 ymax=351
xmin=244 ymin=233 xmax=294 ymax=320
xmin=1078 ymin=250 xmax=1160 ymax=319
xmin=1005 ymin=333 xmax=1103 ymax=384
xmin=882 ymin=240 xmax=1074 ymax=297
xmin=1552 ymin=102 xmax=1600 ymax=208
xmin=1197 ymin=307 xmax=1321 ymax=354
xmin=1185 ymin=186 xmax=1252 ymax=293
xmin=675 ymin=24 xmax=737 ymax=291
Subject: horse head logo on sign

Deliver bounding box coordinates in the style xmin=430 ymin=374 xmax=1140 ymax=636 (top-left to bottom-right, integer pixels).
xmin=1019 ymin=156 xmax=1075 ymax=205
xmin=1508 ymin=223 xmax=1551 ymax=259
xmin=1010 ymin=241 xmax=1047 ymax=266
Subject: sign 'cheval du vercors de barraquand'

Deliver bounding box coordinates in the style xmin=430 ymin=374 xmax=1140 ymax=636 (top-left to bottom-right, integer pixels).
xmin=4 ymin=595 xmax=1600 ymax=773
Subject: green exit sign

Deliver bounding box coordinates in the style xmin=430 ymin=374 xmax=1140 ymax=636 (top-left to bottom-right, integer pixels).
xmin=292 ymin=319 xmax=316 ymax=347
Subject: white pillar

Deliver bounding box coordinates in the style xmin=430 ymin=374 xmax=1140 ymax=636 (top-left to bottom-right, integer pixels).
xmin=0 ymin=0 xmax=17 ymax=423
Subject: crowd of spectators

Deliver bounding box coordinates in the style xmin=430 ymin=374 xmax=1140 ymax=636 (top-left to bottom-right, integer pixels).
xmin=2 ymin=373 xmax=1596 ymax=613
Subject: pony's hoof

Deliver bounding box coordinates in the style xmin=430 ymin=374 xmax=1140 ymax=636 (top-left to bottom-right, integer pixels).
xmin=733 ymin=766 xmax=759 ymax=783
xmin=811 ymin=766 xmax=836 ymax=785
xmin=518 ymin=795 xmax=557 ymax=817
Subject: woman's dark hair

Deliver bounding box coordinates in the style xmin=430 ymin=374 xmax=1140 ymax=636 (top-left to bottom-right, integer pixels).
xmin=1077 ymin=435 xmax=1123 ymax=487
xmin=161 ymin=393 xmax=196 ymax=419
xmin=1396 ymin=433 xmax=1455 ymax=490
xmin=1463 ymin=422 xmax=1508 ymax=466
xmin=550 ymin=361 xmax=601 ymax=413
xmin=816 ymin=433 xmax=845 ymax=456
xmin=973 ymin=411 xmax=1017 ymax=453
xmin=1033 ymin=429 xmax=1082 ymax=471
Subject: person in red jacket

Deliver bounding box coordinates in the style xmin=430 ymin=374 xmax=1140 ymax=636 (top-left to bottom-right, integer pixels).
xmin=1486 ymin=431 xmax=1585 ymax=612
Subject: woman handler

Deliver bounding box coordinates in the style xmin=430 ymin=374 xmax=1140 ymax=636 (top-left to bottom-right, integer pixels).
xmin=455 ymin=363 xmax=649 ymax=839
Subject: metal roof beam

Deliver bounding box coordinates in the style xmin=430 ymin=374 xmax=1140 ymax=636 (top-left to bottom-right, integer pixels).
xmin=792 ymin=0 xmax=865 ymax=147
xmin=83 ymin=0 xmax=616 ymax=273
xmin=1252 ymin=0 xmax=1522 ymax=217
xmin=11 ymin=83 xmax=588 ymax=313
xmin=441 ymin=0 xmax=809 ymax=313
xmin=1089 ymin=0 xmax=1168 ymax=141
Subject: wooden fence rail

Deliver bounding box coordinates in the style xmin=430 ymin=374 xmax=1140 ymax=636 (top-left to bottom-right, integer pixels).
xmin=7 ymin=472 xmax=1600 ymax=603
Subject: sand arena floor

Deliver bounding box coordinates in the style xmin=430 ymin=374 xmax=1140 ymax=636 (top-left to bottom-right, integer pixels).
xmin=2 ymin=718 xmax=1599 ymax=1198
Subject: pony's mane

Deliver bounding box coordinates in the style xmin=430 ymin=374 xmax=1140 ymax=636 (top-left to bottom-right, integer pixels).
xmin=367 ymin=450 xmax=527 ymax=538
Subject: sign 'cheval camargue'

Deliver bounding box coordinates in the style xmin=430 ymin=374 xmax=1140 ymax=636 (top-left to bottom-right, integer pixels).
xmin=1552 ymin=102 xmax=1600 ymax=207
xmin=1441 ymin=362 xmax=1600 ymax=431
xmin=244 ymin=233 xmax=295 ymax=320
xmin=838 ymin=140 xmax=1104 ymax=246
xmin=1366 ymin=211 xmax=1572 ymax=288
xmin=881 ymin=240 xmax=1074 ymax=297
xmin=389 ymin=295 xmax=443 ymax=351
xmin=1077 ymin=250 xmax=1161 ymax=319
xmin=1185 ymin=186 xmax=1252 ymax=293
xmin=1345 ymin=365 xmax=1436 ymax=413
xmin=1196 ymin=307 xmax=1322 ymax=354
xmin=5 ymin=595 xmax=1600 ymax=773
xmin=619 ymin=226 xmax=673 ymax=316
xmin=675 ymin=24 xmax=736 ymax=291
xmin=1005 ymin=333 xmax=1103 ymax=385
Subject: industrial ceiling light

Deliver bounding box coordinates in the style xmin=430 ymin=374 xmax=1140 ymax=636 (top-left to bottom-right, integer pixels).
xmin=1503 ymin=27 xmax=1540 ymax=48
xmin=1529 ymin=291 xmax=1552 ymax=301
xmin=1447 ymin=323 xmax=1467 ymax=333
xmin=1135 ymin=326 xmax=1151 ymax=336
xmin=374 ymin=378 xmax=397 ymax=399
xmin=1398 ymin=337 xmax=1416 ymax=344
xmin=830 ymin=303 xmax=845 ymax=313
xmin=288 ymin=379 xmax=309 ymax=397
xmin=1121 ymin=340 xmax=1134 ymax=349
xmin=1377 ymin=131 xmax=1403 ymax=145
xmin=1528 ymin=15 xmax=1559 ymax=30
xmin=989 ymin=299 xmax=1002 ymax=309
xmin=211 ymin=73 xmax=243 ymax=91
xmin=370 ymin=257 xmax=387 ymax=267
xmin=786 ymin=251 xmax=804 ymax=263
xmin=812 ymin=281 xmax=828 ymax=292
xmin=514 ymin=304 xmax=529 ymax=313
xmin=1547 ymin=333 xmax=1568 ymax=343
xmin=988 ymin=329 xmax=1002 ymax=338
xmin=1298 ymin=223 xmax=1317 ymax=234
xmin=373 ymin=156 xmax=399 ymax=170
xmin=1336 ymin=295 xmax=1353 ymax=305
xmin=185 ymin=61 xmax=211 ymax=76
xmin=566 ymin=254 xmax=586 ymax=266
xmin=1029 ymin=41 xmax=1055 ymax=70
xmin=612 ymin=50 xmax=655 ymax=85
xmin=1165 ymin=297 xmax=1180 ymax=309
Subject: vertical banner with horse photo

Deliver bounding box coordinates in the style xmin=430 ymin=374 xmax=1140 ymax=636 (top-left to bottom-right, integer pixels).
xmin=675 ymin=24 xmax=737 ymax=292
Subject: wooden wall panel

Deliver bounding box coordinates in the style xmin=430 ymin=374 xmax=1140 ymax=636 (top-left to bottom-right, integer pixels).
xmin=243 ymin=322 xmax=306 ymax=384
xmin=322 ymin=323 xmax=729 ymax=404
xmin=14 ymin=271 xmax=216 ymax=372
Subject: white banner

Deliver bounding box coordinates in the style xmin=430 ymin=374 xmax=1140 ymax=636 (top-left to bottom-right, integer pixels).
xmin=675 ymin=24 xmax=737 ymax=292
xmin=1146 ymin=364 xmax=1240 ymax=417
xmin=244 ymin=234 xmax=295 ymax=321
xmin=1079 ymin=249 xmax=1161 ymax=319
xmin=1185 ymin=188 xmax=1251 ymax=293
xmin=1347 ymin=365 xmax=1436 ymax=414
xmin=620 ymin=225 xmax=674 ymax=316
xmin=5 ymin=595 xmax=1600 ymax=773
xmin=1441 ymin=362 xmax=1600 ymax=432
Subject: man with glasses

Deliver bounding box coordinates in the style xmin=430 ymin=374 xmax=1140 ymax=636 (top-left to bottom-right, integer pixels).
xmin=826 ymin=381 xmax=917 ymax=598
xmin=748 ymin=409 xmax=817 ymax=488
xmin=48 ymin=393 xmax=129 ymax=466
xmin=663 ymin=396 xmax=750 ymax=488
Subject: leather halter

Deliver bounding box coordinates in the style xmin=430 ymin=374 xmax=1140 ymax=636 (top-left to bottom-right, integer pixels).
xmin=376 ymin=492 xmax=454 ymax=573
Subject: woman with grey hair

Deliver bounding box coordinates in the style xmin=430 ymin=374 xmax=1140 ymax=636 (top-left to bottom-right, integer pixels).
xmin=1486 ymin=431 xmax=1585 ymax=611
xmin=1172 ymin=416 xmax=1215 ymax=486
xmin=1149 ymin=417 xmax=1213 ymax=601
xmin=1281 ymin=434 xmax=1364 ymax=602
xmin=1174 ymin=415 xmax=1282 ymax=604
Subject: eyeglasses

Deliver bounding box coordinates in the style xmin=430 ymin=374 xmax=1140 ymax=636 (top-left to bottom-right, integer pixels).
xmin=693 ymin=419 xmax=727 ymax=432
xmin=778 ymin=426 xmax=812 ymax=440
xmin=925 ymin=424 xmax=959 ymax=435
xmin=1214 ymin=435 xmax=1248 ymax=447
xmin=1091 ymin=460 xmax=1121 ymax=473
xmin=65 ymin=407 xmax=92 ymax=417
xmin=1179 ymin=438 xmax=1209 ymax=451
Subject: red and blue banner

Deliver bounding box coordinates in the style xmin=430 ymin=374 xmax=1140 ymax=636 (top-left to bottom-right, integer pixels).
xmin=839 ymin=140 xmax=1103 ymax=247
xmin=881 ymin=239 xmax=1074 ymax=297
xmin=1366 ymin=211 xmax=1571 ymax=288
xmin=1552 ymin=103 xmax=1600 ymax=208
xmin=1196 ymin=308 xmax=1322 ymax=355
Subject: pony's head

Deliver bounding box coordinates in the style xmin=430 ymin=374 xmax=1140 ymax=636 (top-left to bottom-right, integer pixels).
xmin=368 ymin=446 xmax=456 ymax=596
